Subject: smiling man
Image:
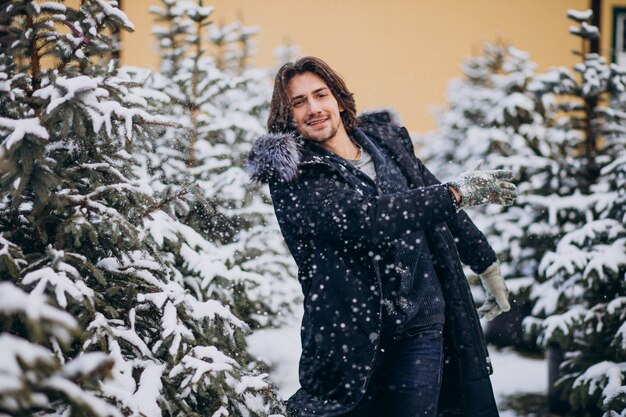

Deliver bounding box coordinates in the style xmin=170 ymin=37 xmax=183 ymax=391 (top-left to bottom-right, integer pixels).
xmin=287 ymin=72 xmax=348 ymax=149
xmin=247 ymin=57 xmax=516 ymax=417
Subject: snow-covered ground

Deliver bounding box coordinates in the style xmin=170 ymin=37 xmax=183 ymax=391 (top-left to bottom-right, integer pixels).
xmin=248 ymin=306 xmax=304 ymax=399
xmin=248 ymin=307 xmax=547 ymax=415
xmin=490 ymin=346 xmax=547 ymax=416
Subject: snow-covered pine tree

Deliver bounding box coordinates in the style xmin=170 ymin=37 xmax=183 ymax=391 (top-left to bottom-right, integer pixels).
xmin=272 ymin=38 xmax=301 ymax=70
xmin=420 ymin=42 xmax=542 ymax=272
xmin=521 ymin=10 xmax=626 ymax=416
xmin=421 ymin=42 xmax=534 ymax=177
xmin=0 ymin=1 xmax=285 ymax=415
xmin=146 ymin=0 xmax=299 ymax=331
xmin=419 ymin=42 xmax=545 ymax=349
xmin=423 ymin=11 xmax=626 ymax=414
xmin=0 ymin=258 xmax=120 ymax=417
xmin=209 ymin=19 xmax=259 ymax=74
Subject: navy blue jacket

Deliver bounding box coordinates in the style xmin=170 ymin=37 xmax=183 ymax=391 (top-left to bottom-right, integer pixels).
xmin=247 ymin=111 xmax=500 ymax=417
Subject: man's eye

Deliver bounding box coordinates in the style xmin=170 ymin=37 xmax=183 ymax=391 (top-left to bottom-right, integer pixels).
xmin=292 ymin=100 xmax=303 ymax=107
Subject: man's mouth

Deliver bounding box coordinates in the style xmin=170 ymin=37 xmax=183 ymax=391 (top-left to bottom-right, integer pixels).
xmin=307 ymin=117 xmax=328 ymax=126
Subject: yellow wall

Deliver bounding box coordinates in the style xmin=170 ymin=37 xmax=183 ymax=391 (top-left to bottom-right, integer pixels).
xmin=114 ymin=0 xmax=626 ymax=133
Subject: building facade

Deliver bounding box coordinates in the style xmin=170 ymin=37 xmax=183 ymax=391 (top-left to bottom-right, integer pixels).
xmin=70 ymin=0 xmax=626 ymax=132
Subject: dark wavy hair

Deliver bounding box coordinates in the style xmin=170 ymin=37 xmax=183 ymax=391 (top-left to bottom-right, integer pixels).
xmin=267 ymin=56 xmax=357 ymax=134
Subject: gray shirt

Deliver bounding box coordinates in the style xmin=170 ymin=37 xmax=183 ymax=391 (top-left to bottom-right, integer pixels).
xmin=346 ymin=146 xmax=377 ymax=182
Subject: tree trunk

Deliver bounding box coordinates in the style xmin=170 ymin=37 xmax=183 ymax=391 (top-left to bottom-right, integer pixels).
xmin=547 ymin=344 xmax=570 ymax=414
xmin=590 ymin=0 xmax=601 ymax=54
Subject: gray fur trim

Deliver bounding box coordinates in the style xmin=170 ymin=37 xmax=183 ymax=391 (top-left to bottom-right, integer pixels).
xmin=246 ymin=109 xmax=403 ymax=184
xmin=246 ymin=132 xmax=301 ymax=183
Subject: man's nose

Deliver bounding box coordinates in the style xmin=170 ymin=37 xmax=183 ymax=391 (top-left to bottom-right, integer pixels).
xmin=307 ymin=98 xmax=322 ymax=113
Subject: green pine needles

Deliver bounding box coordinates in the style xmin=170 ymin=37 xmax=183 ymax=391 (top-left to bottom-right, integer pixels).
xmin=0 ymin=1 xmax=291 ymax=416
xmin=424 ymin=9 xmax=626 ymax=417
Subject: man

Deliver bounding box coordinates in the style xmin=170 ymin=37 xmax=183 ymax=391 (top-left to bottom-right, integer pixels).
xmin=247 ymin=57 xmax=515 ymax=417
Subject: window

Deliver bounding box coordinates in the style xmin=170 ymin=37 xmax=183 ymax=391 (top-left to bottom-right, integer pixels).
xmin=612 ymin=8 xmax=626 ymax=65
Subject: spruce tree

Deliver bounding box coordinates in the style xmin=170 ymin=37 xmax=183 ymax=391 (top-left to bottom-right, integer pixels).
xmin=421 ymin=41 xmax=545 ymax=280
xmin=420 ymin=42 xmax=543 ymax=350
xmin=146 ymin=0 xmax=299 ymax=331
xmin=522 ymin=10 xmax=626 ymax=416
xmin=423 ymin=8 xmax=626 ymax=416
xmin=0 ymin=1 xmax=286 ymax=415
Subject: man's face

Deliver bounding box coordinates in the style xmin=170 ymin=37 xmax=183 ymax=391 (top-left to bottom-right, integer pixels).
xmin=286 ymin=72 xmax=344 ymax=143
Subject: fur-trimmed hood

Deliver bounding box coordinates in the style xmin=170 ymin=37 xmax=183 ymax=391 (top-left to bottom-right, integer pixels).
xmin=245 ymin=108 xmax=402 ymax=183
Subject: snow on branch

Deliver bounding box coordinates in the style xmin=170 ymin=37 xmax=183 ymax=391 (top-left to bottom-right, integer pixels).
xmin=528 ymin=67 xmax=577 ymax=94
xmin=0 ymin=235 xmax=26 ymax=271
xmin=33 ymin=75 xmax=175 ymax=141
xmin=22 ymin=264 xmax=93 ymax=309
xmin=0 ymin=334 xmax=57 ymax=396
xmin=87 ymin=312 xmax=153 ymax=358
xmin=143 ymin=210 xmax=217 ymax=249
xmin=569 ymin=22 xmax=600 ymax=39
xmin=73 ymin=162 xmax=132 ymax=183
xmin=567 ymin=9 xmax=593 ymax=22
xmin=95 ymin=0 xmax=135 ymax=31
xmin=616 ymin=320 xmax=626 ymax=351
xmin=0 ymin=332 xmax=120 ymax=416
xmin=87 ymin=182 xmax=151 ymax=199
xmin=137 ymin=279 xmax=251 ymax=333
xmin=0 ymin=117 xmax=49 ymax=149
xmin=0 ymin=282 xmax=77 ymax=344
xmin=169 ymin=345 xmax=237 ymax=394
xmin=185 ymin=297 xmax=249 ymax=331
xmin=538 ymin=220 xmax=625 ymax=285
xmin=529 ymin=280 xmax=561 ymax=316
xmin=556 ymin=219 xmax=624 ymax=249
xmin=520 ymin=192 xmax=618 ymax=226
xmin=230 ymin=373 xmax=270 ymax=395
xmin=535 ymin=305 xmax=587 ymax=346
xmin=34 ymin=75 xmax=104 ymax=114
xmin=43 ymin=374 xmax=123 ymax=417
xmin=133 ymin=363 xmax=165 ymax=417
xmin=583 ymin=238 xmax=626 ymax=281
xmin=62 ymin=352 xmax=112 ymax=379
xmin=572 ymin=361 xmax=626 ymax=407
xmin=63 ymin=192 xmax=133 ymax=222
xmin=539 ymin=244 xmax=590 ymax=279
xmin=486 ymin=92 xmax=535 ymax=124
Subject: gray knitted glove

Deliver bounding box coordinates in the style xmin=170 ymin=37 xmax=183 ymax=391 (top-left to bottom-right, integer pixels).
xmin=477 ymin=261 xmax=511 ymax=321
xmin=447 ymin=161 xmax=517 ymax=208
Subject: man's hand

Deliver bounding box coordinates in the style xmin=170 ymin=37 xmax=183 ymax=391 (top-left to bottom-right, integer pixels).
xmin=447 ymin=161 xmax=517 ymax=208
xmin=477 ymin=261 xmax=511 ymax=321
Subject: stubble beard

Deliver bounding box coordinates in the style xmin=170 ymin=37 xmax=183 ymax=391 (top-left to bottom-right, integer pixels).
xmin=300 ymin=118 xmax=341 ymax=145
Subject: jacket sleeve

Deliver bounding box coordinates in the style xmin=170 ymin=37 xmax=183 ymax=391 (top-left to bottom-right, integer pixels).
xmin=269 ymin=165 xmax=458 ymax=247
xmin=396 ymin=127 xmax=497 ymax=274
xmin=417 ymin=160 xmax=497 ymax=274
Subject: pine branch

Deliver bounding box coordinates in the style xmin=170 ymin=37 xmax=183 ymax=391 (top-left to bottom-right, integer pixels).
xmin=136 ymin=118 xmax=181 ymax=128
xmin=56 ymin=21 xmax=90 ymax=72
xmin=139 ymin=187 xmax=190 ymax=220
xmin=162 ymin=382 xmax=202 ymax=417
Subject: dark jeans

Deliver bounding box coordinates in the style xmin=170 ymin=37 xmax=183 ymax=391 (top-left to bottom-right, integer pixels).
xmin=345 ymin=323 xmax=444 ymax=417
